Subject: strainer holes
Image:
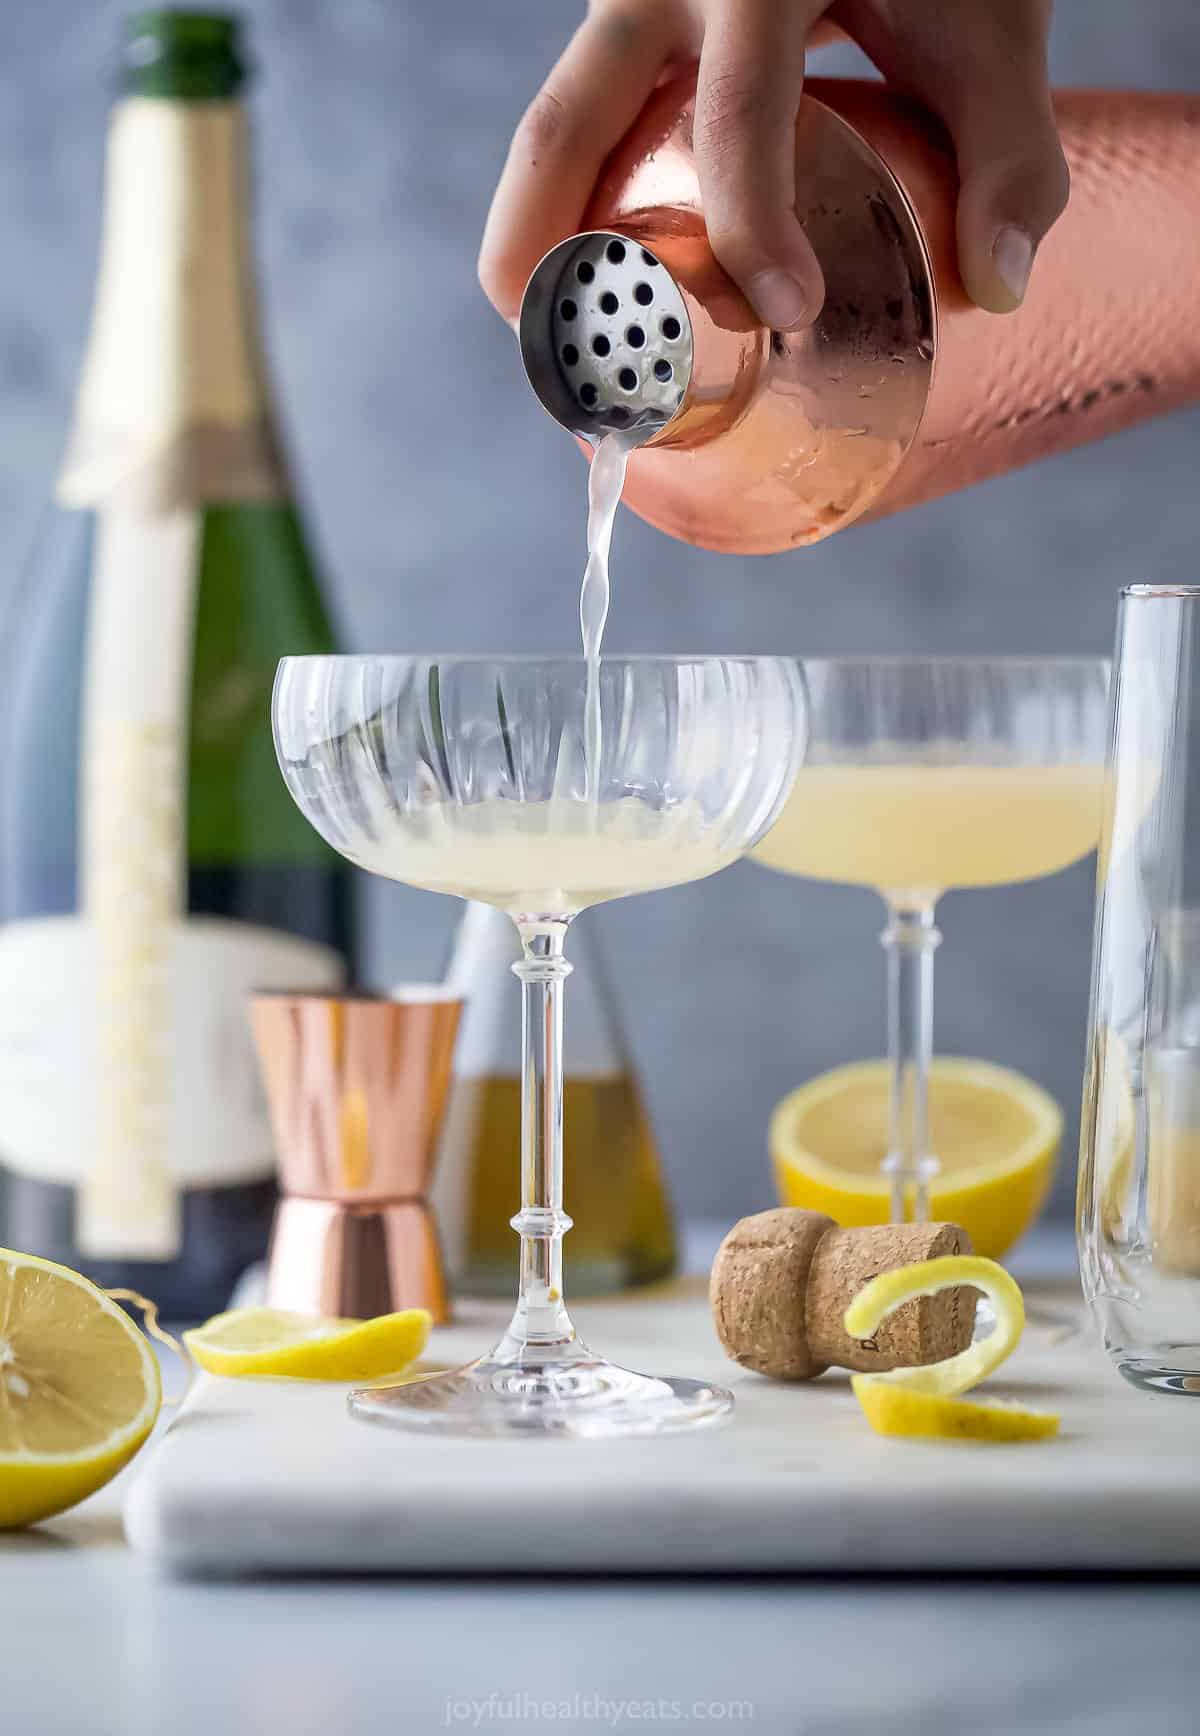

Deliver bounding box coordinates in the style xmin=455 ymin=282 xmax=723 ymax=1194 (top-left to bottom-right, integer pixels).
xmin=591 ymin=334 xmax=611 ymax=358
xmin=599 ymin=290 xmax=620 ymax=315
xmin=661 ymin=315 xmax=682 ymax=341
xmin=561 ymin=344 xmax=579 ymax=367
xmin=609 ymin=406 xmax=630 ymax=425
xmin=559 ymin=298 xmax=577 ymax=322
xmin=579 ymin=382 xmax=598 ymax=409
xmin=633 ymin=282 xmax=653 ymax=306
xmin=605 ymin=240 xmax=627 ymax=265
xmin=641 ymin=249 xmax=658 ymax=268
xmin=653 ymin=359 xmax=673 ymax=383
xmin=576 ymin=261 xmax=595 ymax=284
xmin=618 ymin=367 xmax=638 ymax=392
xmin=626 ymin=324 xmax=645 ymax=349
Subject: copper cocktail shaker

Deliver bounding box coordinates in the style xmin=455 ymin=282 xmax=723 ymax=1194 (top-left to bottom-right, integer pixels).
xmin=251 ymin=991 xmax=462 ymax=1322
xmin=519 ymin=76 xmax=1200 ymax=554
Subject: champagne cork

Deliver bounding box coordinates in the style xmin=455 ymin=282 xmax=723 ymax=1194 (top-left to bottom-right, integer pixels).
xmin=709 ymin=1208 xmax=975 ymax=1381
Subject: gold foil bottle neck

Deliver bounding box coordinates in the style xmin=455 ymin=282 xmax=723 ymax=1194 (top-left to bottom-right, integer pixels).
xmin=58 ymin=99 xmax=287 ymax=513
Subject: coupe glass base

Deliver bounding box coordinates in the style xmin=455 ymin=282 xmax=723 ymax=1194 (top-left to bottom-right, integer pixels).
xmin=1116 ymin=1354 xmax=1200 ymax=1397
xmin=348 ymin=1340 xmax=734 ymax=1439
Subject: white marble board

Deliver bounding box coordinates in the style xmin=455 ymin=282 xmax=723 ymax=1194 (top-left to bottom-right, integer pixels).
xmin=124 ymin=1278 xmax=1198 ymax=1575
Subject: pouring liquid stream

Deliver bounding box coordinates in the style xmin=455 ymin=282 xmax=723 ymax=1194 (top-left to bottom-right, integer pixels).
xmin=580 ymin=431 xmax=634 ymax=809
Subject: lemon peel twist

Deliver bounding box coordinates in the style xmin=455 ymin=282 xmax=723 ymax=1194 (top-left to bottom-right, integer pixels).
xmin=843 ymin=1254 xmax=1060 ymax=1442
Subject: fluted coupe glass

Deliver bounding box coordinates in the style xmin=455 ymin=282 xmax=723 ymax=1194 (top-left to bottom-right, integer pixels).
xmin=273 ymin=654 xmax=804 ymax=1437
xmin=1078 ymin=586 xmax=1200 ymax=1395
xmin=753 ymin=658 xmax=1110 ymax=1223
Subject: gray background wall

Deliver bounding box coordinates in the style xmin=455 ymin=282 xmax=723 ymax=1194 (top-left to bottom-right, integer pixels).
xmin=1 ymin=1 xmax=1197 ymax=1232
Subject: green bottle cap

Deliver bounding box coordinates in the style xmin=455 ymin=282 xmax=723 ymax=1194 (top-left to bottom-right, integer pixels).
xmin=123 ymin=10 xmax=248 ymax=101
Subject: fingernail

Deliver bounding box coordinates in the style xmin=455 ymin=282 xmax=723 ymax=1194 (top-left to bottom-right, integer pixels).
xmin=748 ymin=269 xmax=809 ymax=331
xmin=991 ymin=225 xmax=1035 ymax=307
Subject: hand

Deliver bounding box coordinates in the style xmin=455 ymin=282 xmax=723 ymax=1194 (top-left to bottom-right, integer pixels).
xmin=479 ymin=0 xmax=1069 ymax=330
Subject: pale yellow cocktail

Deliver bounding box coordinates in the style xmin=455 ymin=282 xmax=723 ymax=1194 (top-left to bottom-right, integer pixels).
xmin=752 ymin=762 xmax=1106 ymax=896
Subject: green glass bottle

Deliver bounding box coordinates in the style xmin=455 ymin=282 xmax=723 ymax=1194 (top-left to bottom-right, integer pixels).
xmin=0 ymin=12 xmax=352 ymax=1317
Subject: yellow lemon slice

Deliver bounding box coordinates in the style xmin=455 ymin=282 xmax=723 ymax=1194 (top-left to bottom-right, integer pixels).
xmin=0 ymin=1248 xmax=162 ymax=1530
xmin=184 ymin=1306 xmax=431 ymax=1382
xmin=771 ymin=1058 xmax=1062 ymax=1258
xmin=844 ymin=1255 xmax=1059 ymax=1442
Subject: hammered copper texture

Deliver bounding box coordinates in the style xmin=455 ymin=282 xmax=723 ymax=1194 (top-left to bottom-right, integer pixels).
xmin=868 ymin=85 xmax=1200 ymax=520
xmin=580 ymin=77 xmax=1200 ymax=554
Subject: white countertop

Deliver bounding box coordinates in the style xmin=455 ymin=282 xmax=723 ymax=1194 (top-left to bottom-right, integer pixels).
xmin=4 ymin=1225 xmax=1197 ymax=1735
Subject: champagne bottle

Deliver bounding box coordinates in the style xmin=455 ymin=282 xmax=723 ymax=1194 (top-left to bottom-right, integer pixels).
xmin=434 ymin=903 xmax=676 ymax=1295
xmin=0 ymin=12 xmax=351 ymax=1317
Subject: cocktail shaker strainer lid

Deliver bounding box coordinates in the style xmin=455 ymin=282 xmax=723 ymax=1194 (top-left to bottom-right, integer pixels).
xmin=520 ymin=232 xmax=694 ymax=440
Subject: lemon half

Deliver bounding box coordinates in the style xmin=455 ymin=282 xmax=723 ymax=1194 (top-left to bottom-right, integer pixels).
xmin=184 ymin=1306 xmax=431 ymax=1381
xmin=0 ymin=1248 xmax=162 ymax=1530
xmin=771 ymin=1058 xmax=1062 ymax=1258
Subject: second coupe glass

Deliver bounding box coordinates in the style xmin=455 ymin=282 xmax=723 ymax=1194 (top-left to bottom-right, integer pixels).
xmin=753 ymin=658 xmax=1110 ymax=1223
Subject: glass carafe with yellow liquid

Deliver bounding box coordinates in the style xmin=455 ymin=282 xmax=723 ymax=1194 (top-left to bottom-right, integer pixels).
xmin=434 ymin=902 xmax=676 ymax=1296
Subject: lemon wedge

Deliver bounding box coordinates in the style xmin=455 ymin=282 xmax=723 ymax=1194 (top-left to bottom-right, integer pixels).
xmin=0 ymin=1248 xmax=162 ymax=1530
xmin=184 ymin=1306 xmax=431 ymax=1381
xmin=771 ymin=1058 xmax=1062 ymax=1258
xmin=845 ymin=1255 xmax=1059 ymax=1443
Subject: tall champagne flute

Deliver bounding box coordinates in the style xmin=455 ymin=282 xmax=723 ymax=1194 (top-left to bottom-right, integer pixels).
xmin=752 ymin=659 xmax=1110 ymax=1223
xmin=273 ymin=654 xmax=803 ymax=1437
xmin=1078 ymin=586 xmax=1200 ymax=1394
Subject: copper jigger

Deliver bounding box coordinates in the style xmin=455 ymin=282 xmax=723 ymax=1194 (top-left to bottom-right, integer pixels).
xmin=251 ymin=990 xmax=463 ymax=1322
xmin=519 ymin=76 xmax=1200 ymax=553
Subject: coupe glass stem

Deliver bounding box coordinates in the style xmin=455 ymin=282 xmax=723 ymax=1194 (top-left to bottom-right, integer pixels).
xmin=881 ymin=898 xmax=941 ymax=1223
xmin=501 ymin=918 xmax=576 ymax=1355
